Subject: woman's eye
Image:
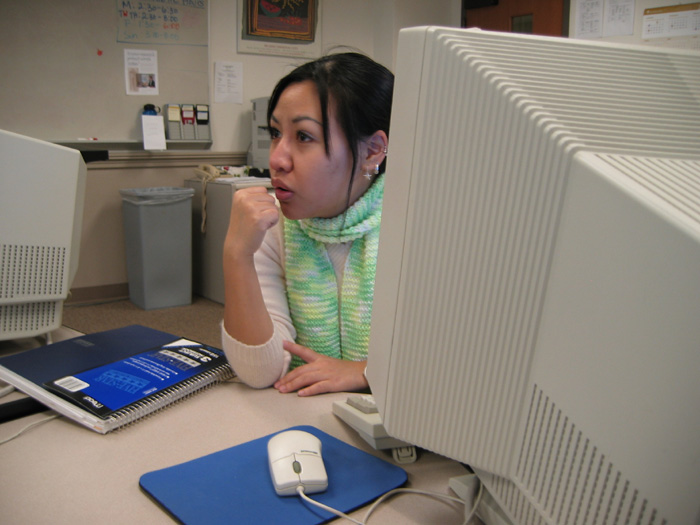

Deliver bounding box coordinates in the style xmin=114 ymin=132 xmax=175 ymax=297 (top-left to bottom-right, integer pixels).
xmin=297 ymin=131 xmax=313 ymax=142
xmin=267 ymin=126 xmax=315 ymax=143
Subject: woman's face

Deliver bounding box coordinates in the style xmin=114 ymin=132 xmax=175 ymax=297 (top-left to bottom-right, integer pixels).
xmin=268 ymin=80 xmax=371 ymax=220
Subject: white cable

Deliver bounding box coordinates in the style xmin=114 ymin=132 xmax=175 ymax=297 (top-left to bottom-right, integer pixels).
xmin=0 ymin=414 xmax=59 ymax=445
xmin=363 ymin=488 xmax=466 ymax=523
xmin=296 ymin=486 xmax=364 ymax=525
xmin=462 ymin=479 xmax=484 ymax=525
xmin=0 ymin=384 xmax=15 ymax=399
xmin=297 ymin=484 xmax=472 ymax=525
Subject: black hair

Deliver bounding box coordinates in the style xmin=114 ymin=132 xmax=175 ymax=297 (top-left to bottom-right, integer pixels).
xmin=267 ymin=52 xmax=394 ymax=183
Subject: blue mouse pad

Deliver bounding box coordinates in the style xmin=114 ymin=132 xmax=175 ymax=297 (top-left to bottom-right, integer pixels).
xmin=139 ymin=425 xmax=408 ymax=524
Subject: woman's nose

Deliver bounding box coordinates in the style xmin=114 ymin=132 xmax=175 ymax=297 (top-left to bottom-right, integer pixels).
xmin=269 ymin=138 xmax=292 ymax=173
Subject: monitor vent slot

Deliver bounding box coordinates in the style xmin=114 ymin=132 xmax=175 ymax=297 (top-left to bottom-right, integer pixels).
xmin=0 ymin=301 xmax=61 ymax=336
xmin=484 ymin=473 xmax=548 ymax=525
xmin=0 ymin=244 xmax=67 ymax=301
xmin=435 ymin=30 xmax=700 ymax=158
xmin=594 ymin=154 xmax=700 ymax=227
xmin=503 ymin=384 xmax=666 ymax=525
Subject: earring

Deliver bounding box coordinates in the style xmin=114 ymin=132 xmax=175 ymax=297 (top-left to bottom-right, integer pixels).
xmin=363 ymin=166 xmax=373 ymax=180
xmin=373 ymin=164 xmax=380 ymax=175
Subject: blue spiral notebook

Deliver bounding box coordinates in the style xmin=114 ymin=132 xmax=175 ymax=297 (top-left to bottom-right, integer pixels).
xmin=140 ymin=425 xmax=408 ymax=524
xmin=0 ymin=325 xmax=232 ymax=434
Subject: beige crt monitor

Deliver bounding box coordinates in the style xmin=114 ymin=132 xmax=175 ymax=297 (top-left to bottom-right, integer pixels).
xmin=366 ymin=27 xmax=700 ymax=524
xmin=0 ymin=129 xmax=86 ymax=340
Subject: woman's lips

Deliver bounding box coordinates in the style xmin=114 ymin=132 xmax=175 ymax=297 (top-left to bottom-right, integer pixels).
xmin=273 ymin=183 xmax=293 ymax=202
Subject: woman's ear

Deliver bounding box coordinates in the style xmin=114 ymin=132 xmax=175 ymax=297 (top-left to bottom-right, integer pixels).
xmin=363 ymin=130 xmax=388 ymax=169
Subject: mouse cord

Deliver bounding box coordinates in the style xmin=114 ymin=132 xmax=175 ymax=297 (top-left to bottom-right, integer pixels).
xmin=296 ymin=487 xmax=364 ymax=525
xmin=297 ymin=479 xmax=483 ymax=525
xmin=363 ymin=488 xmax=469 ymax=524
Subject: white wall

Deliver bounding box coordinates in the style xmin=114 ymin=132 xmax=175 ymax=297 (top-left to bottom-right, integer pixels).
xmin=208 ymin=0 xmax=460 ymax=152
xmin=69 ymin=0 xmax=462 ymax=298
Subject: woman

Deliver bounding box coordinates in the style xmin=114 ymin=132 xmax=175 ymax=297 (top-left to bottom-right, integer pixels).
xmin=221 ymin=52 xmax=394 ymax=396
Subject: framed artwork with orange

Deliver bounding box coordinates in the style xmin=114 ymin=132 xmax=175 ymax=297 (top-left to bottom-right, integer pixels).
xmin=238 ymin=0 xmax=321 ymax=57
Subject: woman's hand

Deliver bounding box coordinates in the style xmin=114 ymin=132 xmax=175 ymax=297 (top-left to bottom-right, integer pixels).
xmin=224 ymin=186 xmax=279 ymax=259
xmin=275 ymin=341 xmax=369 ymax=397
xmin=222 ymin=186 xmax=278 ymax=346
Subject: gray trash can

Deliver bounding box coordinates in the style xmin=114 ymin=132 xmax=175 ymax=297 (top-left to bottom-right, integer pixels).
xmin=120 ymin=187 xmax=195 ymax=310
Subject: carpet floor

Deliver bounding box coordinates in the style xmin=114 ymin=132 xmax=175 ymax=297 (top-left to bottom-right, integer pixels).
xmin=62 ymin=296 xmax=224 ymax=348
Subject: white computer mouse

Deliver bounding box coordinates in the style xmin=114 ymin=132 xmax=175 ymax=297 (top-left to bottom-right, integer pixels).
xmin=267 ymin=430 xmax=329 ymax=496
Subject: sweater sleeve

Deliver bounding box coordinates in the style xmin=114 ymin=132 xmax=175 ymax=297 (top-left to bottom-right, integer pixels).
xmin=221 ymin=221 xmax=295 ymax=388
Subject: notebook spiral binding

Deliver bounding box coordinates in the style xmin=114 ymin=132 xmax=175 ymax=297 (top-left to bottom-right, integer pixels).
xmin=105 ymin=363 xmax=234 ymax=431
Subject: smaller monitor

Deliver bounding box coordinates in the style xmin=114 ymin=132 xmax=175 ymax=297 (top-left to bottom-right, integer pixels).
xmin=0 ymin=129 xmax=87 ymax=341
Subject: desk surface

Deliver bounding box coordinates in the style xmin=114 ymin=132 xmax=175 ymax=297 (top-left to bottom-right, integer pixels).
xmin=0 ymin=381 xmax=469 ymax=524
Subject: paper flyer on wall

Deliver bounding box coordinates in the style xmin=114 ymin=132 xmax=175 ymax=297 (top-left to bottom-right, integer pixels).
xmin=125 ymin=49 xmax=159 ymax=95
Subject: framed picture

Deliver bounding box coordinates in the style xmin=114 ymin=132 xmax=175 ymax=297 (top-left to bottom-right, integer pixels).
xmin=238 ymin=0 xmax=322 ymax=58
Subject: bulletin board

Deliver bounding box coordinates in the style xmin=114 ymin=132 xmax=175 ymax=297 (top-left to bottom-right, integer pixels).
xmin=571 ymin=0 xmax=700 ymax=49
xmin=0 ymin=0 xmax=209 ymax=145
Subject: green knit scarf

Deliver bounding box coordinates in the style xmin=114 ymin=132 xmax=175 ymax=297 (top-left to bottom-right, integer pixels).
xmin=284 ymin=175 xmax=384 ymax=369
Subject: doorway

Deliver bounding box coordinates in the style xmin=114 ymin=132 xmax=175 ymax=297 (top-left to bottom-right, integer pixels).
xmin=462 ymin=0 xmax=569 ymax=37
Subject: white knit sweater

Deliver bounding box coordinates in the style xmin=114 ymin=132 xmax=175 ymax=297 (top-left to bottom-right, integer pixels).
xmin=221 ymin=220 xmax=351 ymax=388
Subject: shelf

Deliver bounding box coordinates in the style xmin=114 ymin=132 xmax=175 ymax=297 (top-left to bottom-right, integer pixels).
xmin=54 ymin=139 xmax=212 ymax=152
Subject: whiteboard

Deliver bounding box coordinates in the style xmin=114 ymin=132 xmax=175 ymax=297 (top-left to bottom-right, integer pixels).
xmin=0 ymin=0 xmax=209 ymax=144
